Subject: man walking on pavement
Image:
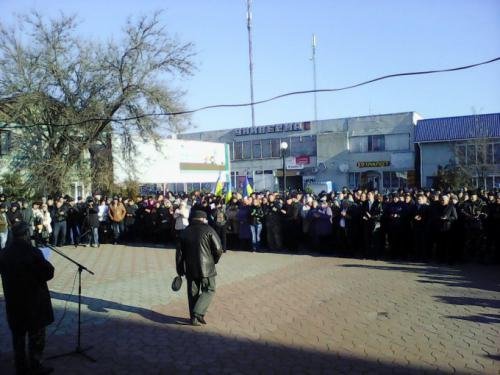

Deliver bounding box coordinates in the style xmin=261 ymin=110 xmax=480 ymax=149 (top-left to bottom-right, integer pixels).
xmin=176 ymin=210 xmax=223 ymax=326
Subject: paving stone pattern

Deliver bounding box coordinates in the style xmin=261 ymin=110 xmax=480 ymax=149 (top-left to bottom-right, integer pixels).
xmin=1 ymin=244 xmax=499 ymax=374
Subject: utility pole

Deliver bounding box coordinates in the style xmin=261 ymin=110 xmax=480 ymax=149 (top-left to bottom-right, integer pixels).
xmin=247 ymin=0 xmax=256 ymax=127
xmin=311 ymin=33 xmax=318 ymax=121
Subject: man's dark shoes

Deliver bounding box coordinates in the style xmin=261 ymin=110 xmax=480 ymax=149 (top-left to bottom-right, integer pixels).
xmin=190 ymin=316 xmax=202 ymax=326
xmin=198 ymin=316 xmax=207 ymax=325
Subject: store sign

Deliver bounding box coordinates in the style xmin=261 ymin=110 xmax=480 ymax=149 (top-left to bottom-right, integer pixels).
xmin=357 ymin=161 xmax=390 ymax=168
xmin=234 ymin=121 xmax=311 ymax=136
xmin=285 ymin=156 xmax=306 ymax=170
xmin=295 ymin=155 xmax=310 ymax=165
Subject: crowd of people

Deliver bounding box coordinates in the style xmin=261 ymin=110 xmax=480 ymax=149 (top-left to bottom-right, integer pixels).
xmin=0 ymin=187 xmax=499 ymax=264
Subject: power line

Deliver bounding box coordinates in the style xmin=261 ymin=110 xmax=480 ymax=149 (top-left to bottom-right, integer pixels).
xmin=1 ymin=56 xmax=499 ymax=130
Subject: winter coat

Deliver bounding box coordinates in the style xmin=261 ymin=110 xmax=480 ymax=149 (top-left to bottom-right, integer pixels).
xmin=109 ymin=202 xmax=126 ymax=222
xmin=308 ymin=206 xmax=333 ymax=237
xmin=0 ymin=238 xmax=54 ymax=333
xmin=177 ymin=221 xmax=223 ymax=279
xmin=174 ymin=207 xmax=190 ymax=230
xmin=237 ymin=205 xmax=252 ymax=240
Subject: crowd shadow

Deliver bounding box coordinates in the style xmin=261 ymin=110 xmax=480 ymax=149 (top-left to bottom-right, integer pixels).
xmin=0 ymin=297 xmax=454 ymax=375
xmin=338 ymin=262 xmax=500 ymax=325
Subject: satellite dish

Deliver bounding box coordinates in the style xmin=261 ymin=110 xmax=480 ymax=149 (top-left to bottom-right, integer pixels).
xmin=339 ymin=163 xmax=349 ymax=173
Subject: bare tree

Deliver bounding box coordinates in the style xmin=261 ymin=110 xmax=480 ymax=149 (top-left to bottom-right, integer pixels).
xmin=0 ymin=11 xmax=194 ymax=196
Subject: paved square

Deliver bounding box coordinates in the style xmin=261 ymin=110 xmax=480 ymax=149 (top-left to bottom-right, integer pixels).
xmin=1 ymin=245 xmax=499 ymax=374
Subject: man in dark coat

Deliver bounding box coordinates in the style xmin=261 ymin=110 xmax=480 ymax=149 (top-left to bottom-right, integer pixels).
xmin=263 ymin=195 xmax=283 ymax=251
xmin=283 ymin=194 xmax=302 ymax=252
xmin=435 ymin=194 xmax=458 ymax=264
xmin=361 ymin=191 xmax=383 ymax=259
xmin=176 ymin=210 xmax=223 ymax=326
xmin=0 ymin=222 xmax=55 ymax=375
xmin=460 ymin=190 xmax=487 ymax=261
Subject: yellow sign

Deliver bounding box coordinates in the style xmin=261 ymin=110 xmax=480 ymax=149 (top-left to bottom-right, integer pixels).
xmin=357 ymin=161 xmax=390 ymax=168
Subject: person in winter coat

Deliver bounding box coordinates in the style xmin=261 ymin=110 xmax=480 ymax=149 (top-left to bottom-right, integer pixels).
xmin=435 ymin=194 xmax=458 ymax=264
xmin=308 ymin=199 xmax=333 ymax=253
xmin=0 ymin=222 xmax=55 ymax=375
xmin=174 ymin=201 xmax=190 ymax=247
xmin=237 ymin=197 xmax=252 ymax=251
xmin=249 ymin=198 xmax=265 ymax=252
xmin=176 ymin=210 xmax=223 ymax=326
xmin=7 ymin=203 xmax=23 ymax=227
xmin=108 ymin=197 xmax=126 ymax=245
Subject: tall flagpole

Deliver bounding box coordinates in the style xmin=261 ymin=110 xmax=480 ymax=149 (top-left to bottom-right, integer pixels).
xmin=247 ymin=0 xmax=256 ymax=128
xmin=312 ymin=33 xmax=318 ymax=121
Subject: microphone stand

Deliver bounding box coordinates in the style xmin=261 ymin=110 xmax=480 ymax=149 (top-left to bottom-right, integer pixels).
xmin=40 ymin=242 xmax=96 ymax=363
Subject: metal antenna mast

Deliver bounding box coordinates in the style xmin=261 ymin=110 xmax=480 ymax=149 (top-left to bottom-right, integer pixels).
xmin=247 ymin=0 xmax=256 ymax=127
xmin=312 ymin=33 xmax=318 ymax=121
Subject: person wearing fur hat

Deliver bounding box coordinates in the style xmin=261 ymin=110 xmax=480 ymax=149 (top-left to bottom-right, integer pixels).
xmin=176 ymin=210 xmax=223 ymax=326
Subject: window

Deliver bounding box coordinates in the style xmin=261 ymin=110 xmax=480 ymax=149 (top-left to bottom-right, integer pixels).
xmin=271 ymin=139 xmax=281 ymax=158
xmin=383 ymin=171 xmax=408 ymax=189
xmin=349 ymin=136 xmax=368 ymax=153
xmin=228 ymin=143 xmax=234 ymax=161
xmin=477 ymin=144 xmax=485 ymax=164
xmin=368 ymin=135 xmax=385 ymax=152
xmin=467 ymin=144 xmax=476 ymax=165
xmin=486 ymin=144 xmax=494 ymax=164
xmin=252 ymin=140 xmax=262 ymax=159
xmin=242 ymin=141 xmax=252 ymax=159
xmin=233 ymin=142 xmax=243 ymax=160
xmin=290 ymin=135 xmax=317 ymax=156
xmin=486 ymin=176 xmax=494 ymax=189
xmin=262 ymin=140 xmax=271 ymax=158
xmin=385 ymin=134 xmax=409 ymax=151
xmin=456 ymin=144 xmax=466 ymax=164
xmin=349 ymin=172 xmax=360 ymax=188
xmin=495 ymin=143 xmax=500 ymax=164
xmin=426 ymin=176 xmax=436 ymax=188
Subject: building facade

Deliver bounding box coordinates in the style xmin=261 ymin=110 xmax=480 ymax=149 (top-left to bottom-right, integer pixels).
xmin=415 ymin=113 xmax=500 ymax=189
xmin=179 ymin=111 xmax=421 ymax=192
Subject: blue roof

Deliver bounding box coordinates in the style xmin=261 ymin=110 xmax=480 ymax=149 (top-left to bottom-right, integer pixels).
xmin=415 ymin=113 xmax=500 ymax=143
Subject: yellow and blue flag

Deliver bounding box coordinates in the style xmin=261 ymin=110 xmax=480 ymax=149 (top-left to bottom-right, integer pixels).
xmin=242 ymin=176 xmax=253 ymax=197
xmin=213 ymin=173 xmax=223 ymax=197
xmin=225 ymin=178 xmax=233 ymax=203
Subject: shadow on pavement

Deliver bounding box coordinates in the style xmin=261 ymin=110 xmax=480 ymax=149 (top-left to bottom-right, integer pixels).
xmin=49 ymin=292 xmax=190 ymax=325
xmin=445 ymin=313 xmax=500 ymax=324
xmin=338 ymin=262 xmax=500 ymax=325
xmin=0 ymin=297 xmax=452 ymax=375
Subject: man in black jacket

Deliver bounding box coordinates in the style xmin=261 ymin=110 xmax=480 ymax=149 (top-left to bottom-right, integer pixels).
xmin=361 ymin=191 xmax=383 ymax=259
xmin=176 ymin=210 xmax=223 ymax=326
xmin=0 ymin=222 xmax=55 ymax=375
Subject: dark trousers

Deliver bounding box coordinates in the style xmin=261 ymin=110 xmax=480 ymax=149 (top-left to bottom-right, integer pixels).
xmin=266 ymin=223 xmax=282 ymax=251
xmin=363 ymin=225 xmax=381 ymax=259
xmin=284 ymin=221 xmax=300 ymax=252
xmin=187 ymin=276 xmax=216 ymax=319
xmin=413 ymin=228 xmax=428 ymax=261
xmin=111 ymin=221 xmax=125 ymax=242
xmin=68 ymin=224 xmax=81 ymax=245
xmin=215 ymin=225 xmax=227 ymax=251
xmin=52 ymin=221 xmax=67 ymax=246
xmin=436 ymin=231 xmax=453 ymax=264
xmin=12 ymin=327 xmax=46 ymax=374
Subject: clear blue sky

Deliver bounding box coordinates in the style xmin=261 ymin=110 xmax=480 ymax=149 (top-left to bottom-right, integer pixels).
xmin=1 ymin=0 xmax=499 ymax=132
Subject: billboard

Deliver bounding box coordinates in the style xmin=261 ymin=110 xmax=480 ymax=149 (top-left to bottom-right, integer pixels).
xmin=113 ymin=136 xmax=229 ymax=184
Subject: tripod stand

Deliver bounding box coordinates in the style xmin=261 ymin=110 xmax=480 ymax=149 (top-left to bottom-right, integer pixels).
xmin=42 ymin=243 xmax=96 ymax=363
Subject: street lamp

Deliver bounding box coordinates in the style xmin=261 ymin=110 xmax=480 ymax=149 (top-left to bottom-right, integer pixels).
xmin=280 ymin=141 xmax=288 ymax=197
